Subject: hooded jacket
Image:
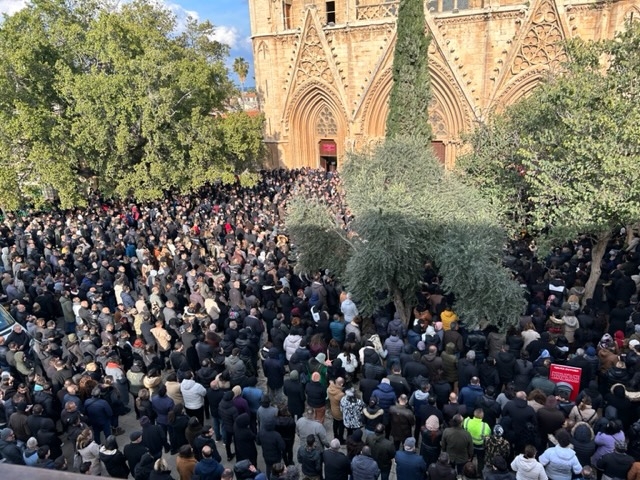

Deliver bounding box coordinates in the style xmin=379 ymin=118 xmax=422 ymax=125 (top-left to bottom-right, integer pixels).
xmin=0 ymin=437 xmax=25 ymax=464
xmin=328 ymin=381 xmax=345 ymax=419
xmin=100 ymin=446 xmax=130 ymax=479
xmin=234 ymin=413 xmax=257 ymax=465
xmin=571 ymin=422 xmax=595 ymax=467
xmin=218 ymin=391 xmax=238 ymax=432
xmin=283 ymin=334 xmax=302 ymax=361
xmin=351 ymin=453 xmax=381 ymax=480
xmin=181 ymin=379 xmax=206 ymax=409
xmin=263 ymin=348 xmax=285 ymax=389
xmin=256 ymin=417 xmax=286 ymax=464
xmin=511 ymin=454 xmax=548 ymax=480
xmin=371 ymin=382 xmax=396 ymax=412
xmin=538 ymin=445 xmax=582 ymax=480
xmin=193 ymin=457 xmax=224 ymax=480
xmin=362 ymin=404 xmax=385 ymax=432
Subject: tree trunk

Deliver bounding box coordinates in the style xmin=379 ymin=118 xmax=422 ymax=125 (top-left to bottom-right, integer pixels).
xmin=583 ymin=231 xmax=612 ymax=307
xmin=393 ymin=288 xmax=413 ymax=327
xmin=626 ymin=223 xmax=640 ymax=246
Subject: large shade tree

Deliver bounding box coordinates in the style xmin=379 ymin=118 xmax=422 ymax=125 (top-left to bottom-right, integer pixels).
xmin=287 ymin=138 xmax=525 ymax=329
xmin=459 ymin=21 xmax=640 ymax=305
xmin=0 ymin=0 xmax=264 ymax=210
xmin=287 ymin=0 xmax=523 ymax=329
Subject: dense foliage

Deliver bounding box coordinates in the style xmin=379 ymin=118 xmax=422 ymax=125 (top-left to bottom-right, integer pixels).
xmin=0 ymin=0 xmax=264 ymax=210
xmin=459 ymin=21 xmax=640 ymax=304
xmin=287 ymin=137 xmax=525 ymax=329
xmin=385 ymin=0 xmax=432 ymax=139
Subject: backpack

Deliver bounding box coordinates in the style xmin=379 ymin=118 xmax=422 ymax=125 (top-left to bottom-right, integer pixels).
xmin=309 ymin=290 xmax=320 ymax=307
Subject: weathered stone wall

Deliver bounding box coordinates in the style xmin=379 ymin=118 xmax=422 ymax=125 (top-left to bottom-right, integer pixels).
xmin=248 ymin=0 xmax=640 ymax=169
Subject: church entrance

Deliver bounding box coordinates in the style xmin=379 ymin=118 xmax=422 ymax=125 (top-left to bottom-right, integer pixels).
xmin=319 ymin=139 xmax=337 ymax=171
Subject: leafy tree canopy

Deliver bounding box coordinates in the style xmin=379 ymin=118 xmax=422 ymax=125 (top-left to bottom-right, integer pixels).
xmin=287 ymin=137 xmax=525 ymax=329
xmin=0 ymin=0 xmax=264 ymax=210
xmin=459 ymin=21 xmax=640 ymax=303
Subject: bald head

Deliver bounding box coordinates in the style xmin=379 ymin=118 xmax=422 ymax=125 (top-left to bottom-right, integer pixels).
xmin=516 ymin=391 xmax=527 ymax=400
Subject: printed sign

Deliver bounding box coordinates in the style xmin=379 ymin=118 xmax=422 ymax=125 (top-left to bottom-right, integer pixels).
xmin=319 ymin=140 xmax=337 ymax=155
xmin=549 ymin=364 xmax=581 ymax=401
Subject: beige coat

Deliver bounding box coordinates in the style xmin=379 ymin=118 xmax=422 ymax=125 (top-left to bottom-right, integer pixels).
xmin=327 ymin=381 xmax=345 ymax=420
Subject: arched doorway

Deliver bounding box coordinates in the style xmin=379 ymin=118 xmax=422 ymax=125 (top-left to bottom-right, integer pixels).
xmin=287 ymin=83 xmax=348 ymax=168
xmin=316 ymin=106 xmax=338 ymax=171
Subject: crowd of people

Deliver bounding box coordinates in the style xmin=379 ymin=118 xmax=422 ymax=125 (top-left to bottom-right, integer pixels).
xmin=0 ymin=169 xmax=640 ymax=480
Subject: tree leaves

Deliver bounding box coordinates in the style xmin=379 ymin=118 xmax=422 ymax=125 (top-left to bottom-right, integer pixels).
xmin=385 ymin=0 xmax=432 ymax=140
xmin=287 ymin=136 xmax=525 ymax=330
xmin=0 ymin=0 xmax=263 ymax=209
xmin=461 ymin=21 xmax=640 ymax=303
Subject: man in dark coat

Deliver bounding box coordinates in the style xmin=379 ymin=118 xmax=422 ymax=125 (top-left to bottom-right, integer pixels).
xmin=323 ymin=438 xmax=351 ymax=480
xmin=501 ymin=391 xmax=537 ymax=454
xmin=256 ymin=417 xmax=286 ymax=477
xmin=263 ymin=348 xmax=285 ymax=400
xmin=234 ymin=413 xmax=257 ymax=466
xmin=283 ymin=370 xmax=306 ymax=419
xmin=124 ymin=431 xmax=149 ymax=475
xmin=139 ymin=415 xmax=167 ymax=459
xmin=366 ymin=423 xmax=395 ymax=480
xmin=218 ymin=391 xmax=238 ymax=460
xmin=193 ymin=424 xmax=223 ymax=463
xmin=0 ymin=428 xmax=25 ymax=464
xmin=84 ymin=386 xmax=113 ymax=443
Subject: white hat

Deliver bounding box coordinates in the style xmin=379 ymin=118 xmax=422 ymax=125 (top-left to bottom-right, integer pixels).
xmin=630 ymin=339 xmax=640 ymax=349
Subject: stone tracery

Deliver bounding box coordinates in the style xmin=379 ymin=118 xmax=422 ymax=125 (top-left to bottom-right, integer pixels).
xmin=296 ymin=24 xmax=334 ymax=85
xmin=512 ymin=0 xmax=567 ymax=74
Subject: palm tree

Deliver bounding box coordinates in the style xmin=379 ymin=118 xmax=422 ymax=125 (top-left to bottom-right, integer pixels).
xmin=233 ymin=57 xmax=250 ymax=93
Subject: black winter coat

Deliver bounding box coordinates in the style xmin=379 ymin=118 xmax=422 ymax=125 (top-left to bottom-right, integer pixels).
xmin=263 ymin=350 xmax=285 ymax=390
xmin=257 ymin=417 xmax=286 ymax=464
xmin=305 ymin=381 xmax=326 ymax=408
xmin=100 ymin=448 xmax=131 ymax=479
xmin=169 ymin=413 xmax=190 ymax=453
xmin=234 ymin=413 xmax=258 ymax=466
xmin=142 ymin=423 xmax=167 ymax=457
xmin=283 ymin=379 xmax=305 ymax=417
xmin=218 ymin=394 xmax=238 ymax=432
xmin=323 ymin=448 xmax=351 ymax=480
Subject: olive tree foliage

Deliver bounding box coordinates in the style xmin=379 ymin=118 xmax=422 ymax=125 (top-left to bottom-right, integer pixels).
xmin=0 ymin=0 xmax=264 ymax=210
xmin=287 ymin=137 xmax=525 ymax=329
xmin=458 ymin=21 xmax=640 ymax=305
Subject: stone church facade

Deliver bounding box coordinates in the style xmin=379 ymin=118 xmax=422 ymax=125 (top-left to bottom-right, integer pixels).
xmin=248 ymin=0 xmax=639 ymax=169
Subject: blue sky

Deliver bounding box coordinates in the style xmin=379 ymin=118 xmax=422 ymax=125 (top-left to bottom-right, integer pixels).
xmin=0 ymin=0 xmax=255 ymax=88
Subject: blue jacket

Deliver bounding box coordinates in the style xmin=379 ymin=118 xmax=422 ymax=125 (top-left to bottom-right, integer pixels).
xmin=151 ymin=394 xmax=175 ymax=426
xmin=458 ymin=384 xmax=484 ymax=415
xmin=371 ymin=383 xmax=396 ymax=412
xmin=330 ymin=321 xmax=346 ymax=342
xmin=395 ymin=450 xmax=427 ymax=478
xmin=84 ymin=397 xmax=113 ymax=426
xmin=539 ymin=445 xmax=582 ymax=480
xmin=194 ymin=457 xmax=224 ymax=480
xmin=351 ymin=454 xmax=381 ymax=480
xmin=242 ymin=386 xmax=263 ymax=413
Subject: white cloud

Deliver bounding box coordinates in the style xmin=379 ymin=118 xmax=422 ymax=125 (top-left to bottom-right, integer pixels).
xmin=210 ymin=25 xmax=239 ymax=48
xmin=159 ymin=0 xmax=199 ymax=32
xmin=0 ymin=0 xmax=27 ymax=17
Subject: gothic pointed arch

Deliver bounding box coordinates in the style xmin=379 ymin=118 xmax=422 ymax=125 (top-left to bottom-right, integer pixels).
xmin=281 ymin=7 xmax=348 ymax=121
xmin=286 ymin=81 xmax=348 ymax=168
xmin=493 ymin=66 xmax=549 ymax=112
xmin=360 ymin=61 xmax=470 ymax=142
xmin=491 ymin=0 xmax=569 ymax=108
